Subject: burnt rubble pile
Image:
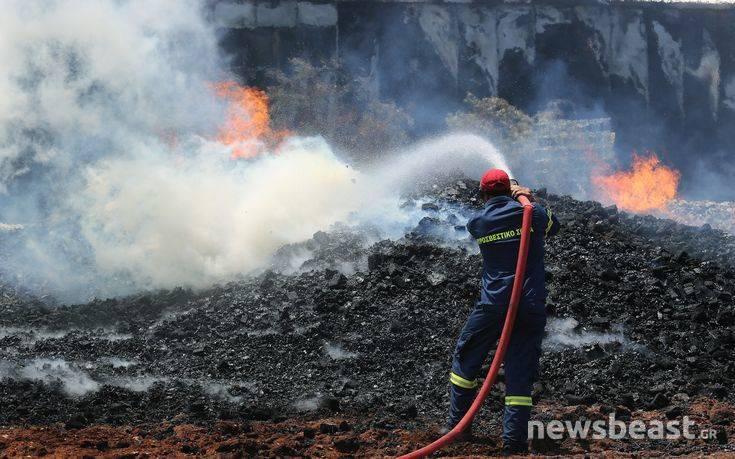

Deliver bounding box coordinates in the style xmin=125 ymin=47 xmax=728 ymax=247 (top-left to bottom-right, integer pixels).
xmin=0 ymin=178 xmax=734 ymax=439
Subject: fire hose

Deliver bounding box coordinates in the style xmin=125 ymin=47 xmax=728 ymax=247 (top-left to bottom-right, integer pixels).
xmin=399 ymin=194 xmax=534 ymax=459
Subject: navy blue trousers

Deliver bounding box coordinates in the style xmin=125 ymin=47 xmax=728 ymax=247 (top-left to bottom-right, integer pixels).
xmin=448 ymin=300 xmax=546 ymax=446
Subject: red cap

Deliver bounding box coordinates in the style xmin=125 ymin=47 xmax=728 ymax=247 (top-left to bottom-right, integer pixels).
xmin=480 ymin=168 xmax=511 ymax=193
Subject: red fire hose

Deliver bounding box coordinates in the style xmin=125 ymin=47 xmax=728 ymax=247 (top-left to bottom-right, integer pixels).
xmin=399 ymin=195 xmax=534 ymax=459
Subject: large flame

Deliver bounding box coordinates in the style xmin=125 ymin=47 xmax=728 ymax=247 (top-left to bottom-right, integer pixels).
xmin=212 ymin=81 xmax=286 ymax=159
xmin=593 ymin=154 xmax=680 ymax=213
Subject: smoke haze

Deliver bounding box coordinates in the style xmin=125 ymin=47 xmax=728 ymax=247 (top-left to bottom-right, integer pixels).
xmin=0 ymin=0 xmax=224 ymax=300
xmin=0 ymin=1 xmax=510 ymax=303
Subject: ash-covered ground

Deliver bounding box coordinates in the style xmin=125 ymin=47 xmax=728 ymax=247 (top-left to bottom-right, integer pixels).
xmin=1 ymin=177 xmax=734 ymax=456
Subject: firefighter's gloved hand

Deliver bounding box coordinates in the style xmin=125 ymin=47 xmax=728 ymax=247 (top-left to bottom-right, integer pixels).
xmin=510 ymin=184 xmax=533 ymax=201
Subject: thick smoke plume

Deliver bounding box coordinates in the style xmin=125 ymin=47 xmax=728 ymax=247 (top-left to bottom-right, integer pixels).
xmin=0 ymin=0 xmax=223 ymax=300
xmin=0 ymin=0 xmax=510 ymax=303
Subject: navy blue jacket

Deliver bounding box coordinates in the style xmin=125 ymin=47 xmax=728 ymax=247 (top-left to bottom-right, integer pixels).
xmin=467 ymin=195 xmax=559 ymax=305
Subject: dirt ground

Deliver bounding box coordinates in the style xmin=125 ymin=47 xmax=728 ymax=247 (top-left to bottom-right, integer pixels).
xmin=1 ymin=399 xmax=732 ymax=458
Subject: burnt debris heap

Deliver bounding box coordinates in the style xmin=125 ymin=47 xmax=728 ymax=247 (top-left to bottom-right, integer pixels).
xmin=0 ymin=177 xmax=734 ymax=452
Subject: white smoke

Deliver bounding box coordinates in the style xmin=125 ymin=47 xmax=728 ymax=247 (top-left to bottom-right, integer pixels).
xmin=74 ymin=133 xmax=508 ymax=295
xmin=204 ymin=381 xmax=242 ymax=403
xmin=103 ymin=357 xmax=137 ymax=368
xmin=75 ymin=136 xmax=367 ymax=290
xmin=0 ymin=1 xmax=510 ymax=303
xmin=324 ymin=342 xmax=358 ymax=360
xmin=0 ymin=0 xmax=225 ymax=300
xmin=17 ymin=358 xmax=100 ymax=396
xmin=293 ymin=394 xmax=323 ymax=412
xmin=110 ymin=375 xmax=165 ymax=392
xmin=544 ymin=317 xmax=630 ymax=349
xmin=0 ymin=357 xmax=244 ymax=398
xmin=0 ymin=0 xmax=221 ymax=186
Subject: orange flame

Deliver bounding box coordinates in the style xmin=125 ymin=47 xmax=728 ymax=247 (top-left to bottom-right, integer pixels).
xmin=593 ymin=154 xmax=680 ymax=213
xmin=212 ymin=81 xmax=286 ymax=159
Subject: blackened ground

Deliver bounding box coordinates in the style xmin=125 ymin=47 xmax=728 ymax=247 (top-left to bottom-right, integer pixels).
xmin=0 ymin=176 xmax=734 ymax=455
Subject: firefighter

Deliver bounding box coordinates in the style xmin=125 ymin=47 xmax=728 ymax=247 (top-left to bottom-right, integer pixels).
xmin=443 ymin=168 xmax=560 ymax=454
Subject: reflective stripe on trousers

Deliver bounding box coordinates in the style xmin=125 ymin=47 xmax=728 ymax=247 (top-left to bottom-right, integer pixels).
xmin=448 ymin=300 xmax=546 ymax=444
